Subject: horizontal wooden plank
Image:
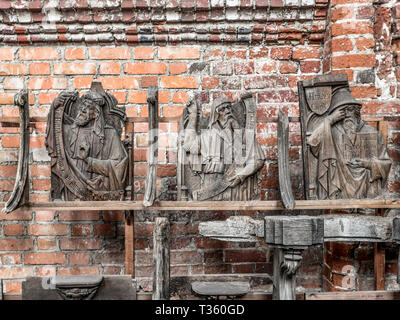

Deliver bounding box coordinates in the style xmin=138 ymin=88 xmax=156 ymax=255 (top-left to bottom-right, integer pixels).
xmin=306 ymin=290 xmax=400 ymax=300
xmin=1 ymin=199 xmax=399 ymax=212
xmin=0 ymin=115 xmax=397 ymax=124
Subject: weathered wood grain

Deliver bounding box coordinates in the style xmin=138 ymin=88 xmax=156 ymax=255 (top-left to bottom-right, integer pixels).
xmin=153 ymin=217 xmax=170 ymax=300
xmin=125 ymin=211 xmax=135 ymax=278
xmin=277 ymin=109 xmax=295 ymax=210
xmin=305 ymin=290 xmax=400 ymax=300
xmin=2 ymin=199 xmax=400 ymax=212
xmin=143 ymin=86 xmax=159 ymax=207
xmin=2 ymin=90 xmax=30 ymax=214
xmin=200 ymin=215 xmax=395 ymax=243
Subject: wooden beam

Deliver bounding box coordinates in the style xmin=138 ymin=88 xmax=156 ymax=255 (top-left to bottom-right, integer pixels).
xmin=374 ymin=208 xmax=386 ymax=290
xmin=152 ymin=217 xmax=170 ymax=300
xmin=306 ymin=290 xmax=400 ymax=300
xmin=2 ymin=199 xmax=399 ymax=212
xmin=124 ymin=211 xmax=135 ymax=278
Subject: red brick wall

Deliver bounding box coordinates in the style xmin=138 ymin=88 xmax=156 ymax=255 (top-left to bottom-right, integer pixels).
xmin=0 ymin=0 xmax=398 ymax=298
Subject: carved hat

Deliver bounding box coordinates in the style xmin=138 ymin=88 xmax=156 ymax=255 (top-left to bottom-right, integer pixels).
xmin=329 ymin=86 xmax=362 ymax=114
xmin=209 ymin=97 xmax=231 ymax=128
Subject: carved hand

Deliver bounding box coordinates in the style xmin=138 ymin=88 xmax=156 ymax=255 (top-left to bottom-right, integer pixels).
xmin=328 ymin=106 xmax=346 ymax=125
xmin=227 ymin=175 xmax=244 ymax=188
xmin=77 ymin=142 xmax=90 ymax=163
xmin=347 ymin=158 xmax=371 ymax=170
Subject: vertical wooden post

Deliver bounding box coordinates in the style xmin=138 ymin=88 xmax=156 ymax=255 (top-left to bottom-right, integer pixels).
xmin=143 ymin=86 xmax=158 ymax=207
xmin=374 ymin=208 xmax=385 ymax=290
xmin=125 ymin=211 xmax=135 ymax=278
xmin=153 ymin=217 xmax=170 ymax=300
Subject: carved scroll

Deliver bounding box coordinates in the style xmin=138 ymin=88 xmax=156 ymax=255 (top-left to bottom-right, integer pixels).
xmin=2 ymin=90 xmax=30 ymax=214
xmin=143 ymin=86 xmax=159 ymax=207
xmin=277 ymin=109 xmax=295 ymax=210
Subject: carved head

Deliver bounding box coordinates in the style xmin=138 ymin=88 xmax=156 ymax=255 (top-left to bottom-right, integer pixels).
xmin=75 ymin=91 xmax=105 ymax=142
xmin=210 ymin=97 xmax=235 ymax=128
xmin=329 ymin=86 xmax=362 ymax=122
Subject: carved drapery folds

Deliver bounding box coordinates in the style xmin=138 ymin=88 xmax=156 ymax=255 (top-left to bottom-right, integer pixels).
xmin=2 ymin=90 xmax=30 ymax=214
xmin=298 ymin=74 xmax=392 ymax=200
xmin=177 ymin=93 xmax=266 ymax=201
xmin=45 ymin=82 xmax=128 ymax=201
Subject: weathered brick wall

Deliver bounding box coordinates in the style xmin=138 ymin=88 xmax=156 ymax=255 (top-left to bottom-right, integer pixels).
xmin=0 ymin=0 xmax=398 ymax=298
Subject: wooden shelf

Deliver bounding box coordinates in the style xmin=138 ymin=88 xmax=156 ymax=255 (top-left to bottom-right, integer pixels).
xmin=1 ymin=199 xmax=399 ymax=212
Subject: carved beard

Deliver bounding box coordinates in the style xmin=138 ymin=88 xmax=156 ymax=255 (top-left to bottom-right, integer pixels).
xmin=75 ymin=116 xmax=90 ymax=127
xmin=343 ymin=117 xmax=358 ymax=134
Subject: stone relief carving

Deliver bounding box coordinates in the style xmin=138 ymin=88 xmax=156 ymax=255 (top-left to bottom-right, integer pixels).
xmin=298 ymin=74 xmax=392 ymax=200
xmin=177 ymin=93 xmax=265 ymax=201
xmin=45 ymin=82 xmax=128 ymax=201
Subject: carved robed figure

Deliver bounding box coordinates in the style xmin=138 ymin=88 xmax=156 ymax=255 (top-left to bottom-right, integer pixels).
xmin=46 ymin=82 xmax=128 ymax=201
xmin=298 ymin=75 xmax=391 ymax=200
xmin=177 ymin=94 xmax=265 ymax=201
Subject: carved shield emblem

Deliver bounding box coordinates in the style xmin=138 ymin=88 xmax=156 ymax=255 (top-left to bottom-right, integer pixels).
xmin=305 ymin=86 xmax=332 ymax=115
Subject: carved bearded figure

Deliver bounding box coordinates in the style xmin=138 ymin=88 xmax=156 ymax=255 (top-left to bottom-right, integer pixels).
xmin=181 ymin=97 xmax=265 ymax=201
xmin=306 ymin=87 xmax=391 ymax=199
xmin=46 ymin=88 xmax=128 ymax=201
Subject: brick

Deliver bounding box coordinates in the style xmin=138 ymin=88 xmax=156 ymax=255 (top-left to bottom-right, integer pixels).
xmin=128 ymin=91 xmax=147 ymax=103
xmin=332 ymin=21 xmax=373 ymax=36
xmin=169 ymin=62 xmax=187 ymax=74
xmin=0 ymin=209 xmax=32 ymax=221
xmin=58 ymin=266 xmax=100 ymax=276
xmin=244 ymin=75 xmax=286 ymax=89
xmin=213 ymin=62 xmax=233 ymax=75
xmin=74 ymin=77 xmax=94 ymax=89
xmin=97 ymin=77 xmax=139 ymax=89
xmin=0 ymin=48 xmax=14 ymax=61
xmin=355 ymin=37 xmax=374 ymax=50
xmin=69 ymin=252 xmax=91 ymax=265
xmin=0 ymin=239 xmax=33 ymax=251
xmin=102 ymin=211 xmax=124 ymax=222
xmin=171 ymin=251 xmax=202 ymax=265
xmin=163 ymin=106 xmax=185 ymax=118
xmin=28 ymin=224 xmax=69 ymax=236
xmin=0 ymin=267 xmax=34 ymax=278
xmin=270 ymin=47 xmax=291 ymax=59
xmin=0 ymin=63 xmax=27 ymax=75
xmin=280 ymin=61 xmax=298 ymax=74
xmin=5 ymin=281 xmax=22 ymax=294
xmin=37 ymin=238 xmax=57 ymax=250
xmin=99 ymin=62 xmax=121 ymax=75
xmin=71 ymin=224 xmax=92 ymax=236
xmin=54 ymin=62 xmax=96 ymax=75
xmin=125 ymin=62 xmax=166 ymax=74
xmin=29 ymin=63 xmax=51 ymax=75
xmin=19 ymin=48 xmax=60 ymax=60
xmin=25 ymin=252 xmax=66 ymax=265
xmin=172 ymin=91 xmax=189 ymax=103
xmin=0 ymin=165 xmax=17 ymax=177
xmin=332 ymin=54 xmax=376 ymax=69
xmin=133 ymin=47 xmax=154 ymax=59
xmin=29 ymin=136 xmax=45 ymax=148
xmin=59 ymin=211 xmax=100 ymax=221
xmin=0 ymin=93 xmax=15 ymax=104
xmin=331 ymin=6 xmax=355 ymax=21
xmin=4 ymin=224 xmax=24 ymax=236
xmin=293 ymin=47 xmax=322 ymax=60
xmin=4 ymin=78 xmax=24 ymax=90
xmin=225 ymin=249 xmax=266 ymax=262
xmin=300 ymin=60 xmax=320 ymax=73
xmin=2 ymin=136 xmax=19 ymax=148
xmin=202 ymin=77 xmax=219 ymax=89
xmin=89 ymin=47 xmax=130 ymax=60
xmin=65 ymin=47 xmax=86 ymax=60
xmin=258 ymin=90 xmax=297 ymax=103
xmin=141 ymin=76 xmax=158 ymax=88
xmin=94 ymin=224 xmax=115 ymax=236
xmin=331 ymin=38 xmax=354 ymax=52
xmin=60 ymin=238 xmax=102 ymax=250
xmin=158 ymin=47 xmax=199 ymax=60
xmin=30 ymin=165 xmax=51 ymax=177
xmin=1 ymin=253 xmax=22 ymax=265
xmin=234 ymin=61 xmax=254 ymax=74
xmin=350 ymin=85 xmax=376 ymax=99
xmin=28 ymin=77 xmax=67 ymax=90
xmin=160 ymin=76 xmax=198 ymax=88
